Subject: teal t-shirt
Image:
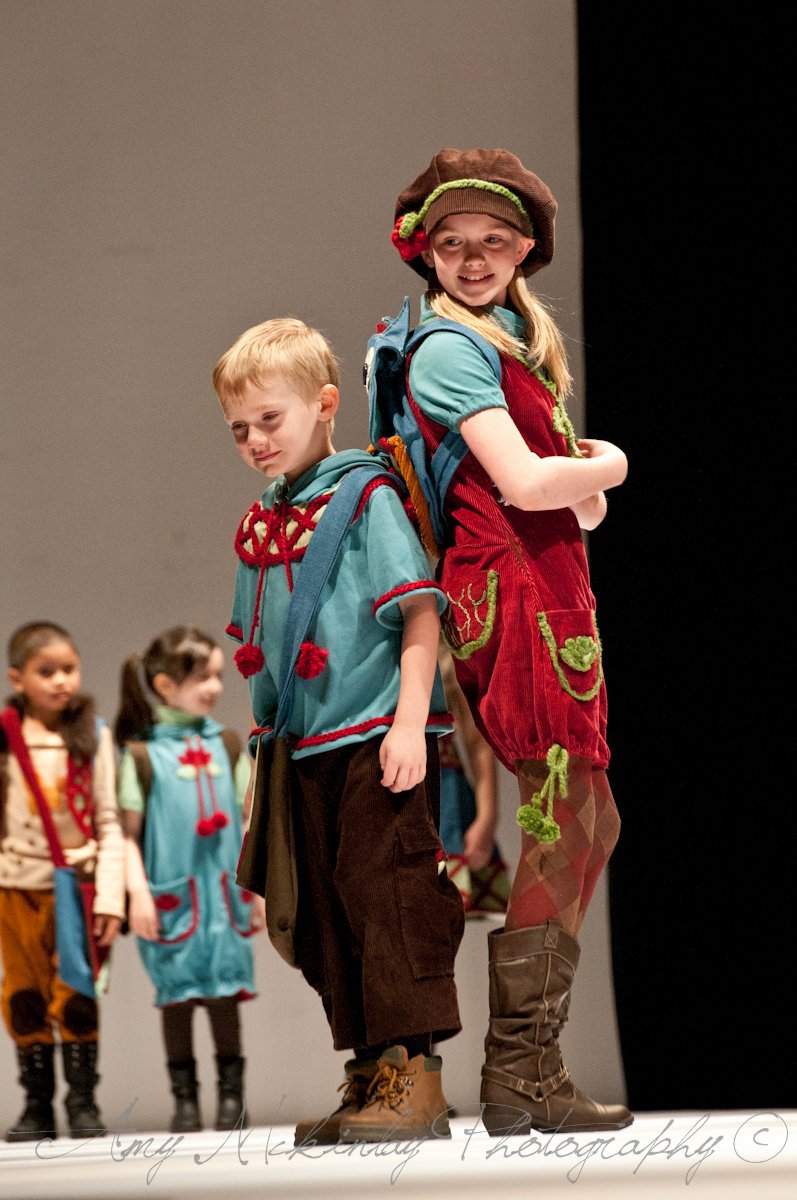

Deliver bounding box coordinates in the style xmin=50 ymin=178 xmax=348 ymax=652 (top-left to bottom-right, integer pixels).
xmin=227 ymin=449 xmax=452 ymax=758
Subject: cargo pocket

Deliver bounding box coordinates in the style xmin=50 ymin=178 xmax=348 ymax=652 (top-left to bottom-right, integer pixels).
xmin=442 ymin=568 xmax=499 ymax=660
xmin=534 ymin=609 xmax=604 ymax=748
xmin=394 ymin=823 xmax=465 ymax=979
xmin=150 ymin=876 xmax=199 ymax=945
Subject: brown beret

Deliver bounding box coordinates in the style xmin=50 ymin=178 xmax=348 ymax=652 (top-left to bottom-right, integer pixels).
xmin=393 ymin=147 xmax=557 ymax=279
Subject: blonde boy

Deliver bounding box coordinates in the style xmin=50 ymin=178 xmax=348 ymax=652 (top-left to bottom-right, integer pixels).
xmin=213 ymin=318 xmax=464 ymax=1145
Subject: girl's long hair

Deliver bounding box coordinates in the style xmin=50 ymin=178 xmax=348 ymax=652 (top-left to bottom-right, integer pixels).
xmin=114 ymin=625 xmax=216 ymax=746
xmin=425 ymin=269 xmax=573 ymax=399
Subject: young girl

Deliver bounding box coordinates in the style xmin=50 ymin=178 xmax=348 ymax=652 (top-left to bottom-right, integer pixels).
xmin=389 ymin=147 xmax=631 ymax=1134
xmin=0 ymin=621 xmax=125 ymax=1141
xmin=115 ymin=625 xmax=263 ymax=1134
xmin=437 ymin=647 xmax=509 ymax=918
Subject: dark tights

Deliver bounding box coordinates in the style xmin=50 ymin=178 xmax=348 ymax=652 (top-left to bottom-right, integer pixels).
xmin=162 ymin=997 xmax=241 ymax=1063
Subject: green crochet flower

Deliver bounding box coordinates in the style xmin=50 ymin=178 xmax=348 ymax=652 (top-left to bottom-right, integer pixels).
xmin=559 ymin=636 xmax=598 ymax=672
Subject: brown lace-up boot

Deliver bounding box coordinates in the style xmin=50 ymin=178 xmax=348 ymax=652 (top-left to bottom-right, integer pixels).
xmin=293 ymin=1057 xmax=379 ymax=1146
xmin=338 ymin=1045 xmax=451 ymax=1142
xmin=480 ymin=921 xmax=633 ymax=1134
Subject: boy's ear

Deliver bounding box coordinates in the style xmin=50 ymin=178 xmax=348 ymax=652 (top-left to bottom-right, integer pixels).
xmin=7 ymin=668 xmax=22 ymax=693
xmin=421 ymin=247 xmax=435 ymax=269
xmin=318 ymin=383 xmax=339 ymax=423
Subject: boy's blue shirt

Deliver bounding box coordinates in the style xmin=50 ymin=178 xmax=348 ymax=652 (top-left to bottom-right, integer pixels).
xmin=227 ymin=448 xmax=452 ymax=758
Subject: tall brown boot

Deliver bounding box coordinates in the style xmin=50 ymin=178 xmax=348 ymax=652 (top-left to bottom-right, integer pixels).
xmin=480 ymin=921 xmax=633 ymax=1134
xmin=294 ymin=1057 xmax=378 ymax=1146
xmin=339 ymin=1045 xmax=451 ymax=1143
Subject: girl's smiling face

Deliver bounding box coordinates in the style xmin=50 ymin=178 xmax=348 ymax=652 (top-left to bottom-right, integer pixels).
xmin=154 ymin=646 xmax=225 ymax=718
xmin=421 ymin=212 xmax=535 ymax=309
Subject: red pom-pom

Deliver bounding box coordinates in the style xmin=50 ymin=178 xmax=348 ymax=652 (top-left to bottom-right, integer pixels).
xmin=391 ymin=216 xmax=430 ymax=262
xmin=196 ymin=817 xmax=215 ymax=837
xmin=296 ymin=641 xmax=328 ymax=679
xmin=154 ymin=893 xmax=181 ymax=912
xmin=212 ymin=810 xmax=229 ymax=830
xmin=234 ymin=642 xmax=265 ymax=679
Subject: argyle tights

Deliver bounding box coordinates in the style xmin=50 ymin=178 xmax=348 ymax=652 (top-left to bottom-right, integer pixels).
xmin=505 ymin=754 xmax=621 ymax=938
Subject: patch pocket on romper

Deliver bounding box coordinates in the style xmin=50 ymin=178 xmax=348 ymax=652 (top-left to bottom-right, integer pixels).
xmin=394 ymin=824 xmax=465 ymax=979
xmin=442 ymin=568 xmax=499 ymax=659
xmin=536 ymin=609 xmax=603 ymax=702
xmin=221 ymin=870 xmax=255 ymax=937
xmin=150 ymin=877 xmax=199 ymax=944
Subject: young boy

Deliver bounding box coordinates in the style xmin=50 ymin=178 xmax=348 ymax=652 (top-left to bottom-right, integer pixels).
xmin=212 ymin=317 xmax=464 ymax=1145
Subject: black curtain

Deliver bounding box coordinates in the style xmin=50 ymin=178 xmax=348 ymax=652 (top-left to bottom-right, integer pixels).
xmin=576 ymin=5 xmax=794 ymax=1109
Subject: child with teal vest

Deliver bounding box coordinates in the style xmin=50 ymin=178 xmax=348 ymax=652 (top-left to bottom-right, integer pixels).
xmin=115 ymin=625 xmax=263 ymax=1134
xmin=212 ymin=316 xmax=464 ymax=1146
xmin=389 ymin=147 xmax=631 ymax=1134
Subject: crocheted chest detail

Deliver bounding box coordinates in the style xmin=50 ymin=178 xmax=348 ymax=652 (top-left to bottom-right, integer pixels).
xmin=234 ymin=493 xmax=334 ymax=568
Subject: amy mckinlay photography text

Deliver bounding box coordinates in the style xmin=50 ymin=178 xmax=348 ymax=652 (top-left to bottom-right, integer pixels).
xmin=31 ymin=1099 xmax=790 ymax=1187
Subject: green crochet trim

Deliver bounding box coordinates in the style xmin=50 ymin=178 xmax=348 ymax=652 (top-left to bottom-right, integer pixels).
xmin=537 ymin=612 xmax=603 ymax=701
xmin=399 ymin=180 xmax=530 ymax=238
xmin=516 ymin=744 xmax=567 ymax=843
xmin=443 ymin=569 xmax=498 ymax=660
xmin=551 ymin=394 xmax=581 ymax=457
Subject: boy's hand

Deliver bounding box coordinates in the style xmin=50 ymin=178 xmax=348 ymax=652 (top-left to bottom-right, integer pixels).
xmin=380 ymin=722 xmax=427 ymax=793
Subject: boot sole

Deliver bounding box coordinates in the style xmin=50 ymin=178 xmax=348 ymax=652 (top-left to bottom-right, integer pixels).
xmin=481 ymin=1107 xmax=634 ymax=1136
xmin=339 ymin=1120 xmax=451 ymax=1143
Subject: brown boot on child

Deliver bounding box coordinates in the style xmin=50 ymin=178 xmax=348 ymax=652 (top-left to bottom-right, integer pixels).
xmin=294 ymin=1057 xmax=378 ymax=1146
xmin=338 ymin=1045 xmax=451 ymax=1143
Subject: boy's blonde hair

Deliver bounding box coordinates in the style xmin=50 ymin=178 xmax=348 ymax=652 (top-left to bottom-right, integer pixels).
xmin=212 ymin=317 xmax=340 ymax=405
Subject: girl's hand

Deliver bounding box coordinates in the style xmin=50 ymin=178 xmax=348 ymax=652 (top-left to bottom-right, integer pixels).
xmin=127 ymin=888 xmax=160 ymax=940
xmin=380 ymin=722 xmax=427 ymax=793
xmin=463 ymin=816 xmax=496 ymax=871
xmin=92 ymin=914 xmax=123 ymax=947
xmin=249 ymin=894 xmax=266 ymax=934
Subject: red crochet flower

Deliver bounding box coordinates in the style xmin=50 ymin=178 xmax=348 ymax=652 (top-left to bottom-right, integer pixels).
xmin=296 ymin=641 xmax=328 ymax=679
xmin=391 ymin=216 xmax=430 ymax=262
xmin=154 ymin=893 xmax=181 ymax=912
xmin=234 ymin=642 xmax=265 ymax=679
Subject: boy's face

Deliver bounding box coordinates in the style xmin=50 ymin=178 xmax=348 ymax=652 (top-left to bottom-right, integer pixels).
xmin=222 ymin=375 xmax=338 ymax=485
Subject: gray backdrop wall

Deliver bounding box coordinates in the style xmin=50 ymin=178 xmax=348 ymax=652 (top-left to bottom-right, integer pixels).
xmin=1 ymin=0 xmax=626 ymax=1131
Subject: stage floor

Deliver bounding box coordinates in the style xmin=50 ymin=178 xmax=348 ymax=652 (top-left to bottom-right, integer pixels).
xmin=1 ymin=1109 xmax=794 ymax=1200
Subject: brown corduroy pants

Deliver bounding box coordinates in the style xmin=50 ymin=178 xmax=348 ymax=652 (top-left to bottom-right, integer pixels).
xmin=290 ymin=734 xmax=464 ymax=1052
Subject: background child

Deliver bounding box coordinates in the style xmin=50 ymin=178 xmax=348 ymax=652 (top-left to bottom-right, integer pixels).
xmin=114 ymin=624 xmax=263 ymax=1133
xmin=390 ymin=147 xmax=630 ymax=1134
xmin=0 ymin=621 xmax=125 ymax=1141
xmin=213 ymin=316 xmax=464 ymax=1146
xmin=437 ymin=647 xmax=509 ymax=918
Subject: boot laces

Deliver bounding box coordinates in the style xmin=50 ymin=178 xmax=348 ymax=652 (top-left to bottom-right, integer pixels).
xmin=364 ymin=1063 xmax=414 ymax=1110
xmin=337 ymin=1075 xmax=368 ymax=1107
